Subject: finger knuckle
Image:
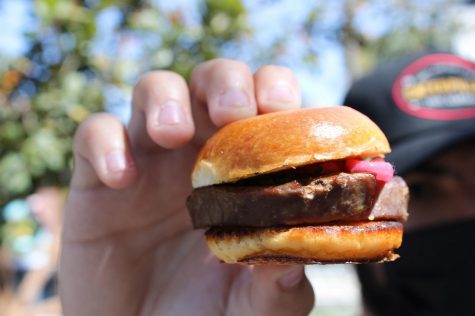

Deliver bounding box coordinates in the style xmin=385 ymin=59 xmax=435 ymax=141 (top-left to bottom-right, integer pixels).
xmin=137 ymin=71 xmax=186 ymax=90
xmin=192 ymin=59 xmax=252 ymax=82
xmin=134 ymin=71 xmax=188 ymax=107
xmin=74 ymin=113 xmax=119 ymax=150
xmin=213 ymin=59 xmax=252 ymax=75
xmin=256 ymin=64 xmax=294 ymax=78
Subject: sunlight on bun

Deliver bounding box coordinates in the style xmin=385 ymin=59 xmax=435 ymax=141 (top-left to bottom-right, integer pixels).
xmin=192 ymin=106 xmax=390 ymax=188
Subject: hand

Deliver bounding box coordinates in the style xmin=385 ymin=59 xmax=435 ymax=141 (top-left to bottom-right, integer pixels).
xmin=60 ymin=60 xmax=315 ymax=316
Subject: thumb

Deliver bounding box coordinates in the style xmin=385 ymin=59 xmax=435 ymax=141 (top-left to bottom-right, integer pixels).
xmin=229 ymin=265 xmax=315 ymax=316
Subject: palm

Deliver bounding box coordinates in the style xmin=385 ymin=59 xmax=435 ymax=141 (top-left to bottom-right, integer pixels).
xmin=64 ymin=141 xmax=237 ymax=313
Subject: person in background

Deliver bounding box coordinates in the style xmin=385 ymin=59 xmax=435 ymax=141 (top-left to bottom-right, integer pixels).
xmin=0 ymin=187 xmax=64 ymax=315
xmin=19 ymin=186 xmax=64 ymax=315
xmin=344 ymin=51 xmax=475 ymax=316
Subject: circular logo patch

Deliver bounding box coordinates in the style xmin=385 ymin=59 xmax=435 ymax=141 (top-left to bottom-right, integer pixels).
xmin=392 ymin=53 xmax=475 ymax=120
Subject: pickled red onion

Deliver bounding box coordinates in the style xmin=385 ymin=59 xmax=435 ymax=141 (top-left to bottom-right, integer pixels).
xmin=345 ymin=158 xmax=394 ymax=182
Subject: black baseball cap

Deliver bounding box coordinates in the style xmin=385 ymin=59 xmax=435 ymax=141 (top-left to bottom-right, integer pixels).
xmin=344 ymin=51 xmax=475 ymax=175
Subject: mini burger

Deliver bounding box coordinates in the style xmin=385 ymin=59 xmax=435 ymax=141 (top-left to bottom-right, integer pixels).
xmin=187 ymin=106 xmax=409 ymax=264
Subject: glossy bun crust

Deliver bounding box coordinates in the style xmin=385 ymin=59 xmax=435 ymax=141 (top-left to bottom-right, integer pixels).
xmin=192 ymin=106 xmax=390 ymax=188
xmin=206 ymin=221 xmax=402 ymax=264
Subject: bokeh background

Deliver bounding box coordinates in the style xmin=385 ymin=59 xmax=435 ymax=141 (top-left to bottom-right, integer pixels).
xmin=0 ymin=0 xmax=474 ymax=315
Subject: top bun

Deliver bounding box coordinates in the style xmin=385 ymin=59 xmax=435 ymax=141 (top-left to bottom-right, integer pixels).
xmin=192 ymin=106 xmax=390 ymax=188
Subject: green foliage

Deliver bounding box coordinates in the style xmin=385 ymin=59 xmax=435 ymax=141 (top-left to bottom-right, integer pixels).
xmin=0 ymin=153 xmax=31 ymax=196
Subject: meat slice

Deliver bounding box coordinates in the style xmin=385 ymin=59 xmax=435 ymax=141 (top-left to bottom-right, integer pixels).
xmin=188 ymin=173 xmax=407 ymax=228
xmin=370 ymin=176 xmax=409 ymax=221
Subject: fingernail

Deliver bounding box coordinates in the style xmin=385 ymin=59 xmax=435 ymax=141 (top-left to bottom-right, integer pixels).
xmin=158 ymin=100 xmax=186 ymax=125
xmin=106 ymin=150 xmax=127 ymax=173
xmin=219 ymin=88 xmax=250 ymax=108
xmin=278 ymin=266 xmax=304 ymax=291
xmin=267 ymin=85 xmax=295 ymax=103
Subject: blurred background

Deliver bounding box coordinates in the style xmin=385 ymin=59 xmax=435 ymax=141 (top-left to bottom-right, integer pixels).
xmin=0 ymin=0 xmax=473 ymax=315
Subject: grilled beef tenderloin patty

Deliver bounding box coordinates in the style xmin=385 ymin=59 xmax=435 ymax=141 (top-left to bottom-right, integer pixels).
xmin=187 ymin=173 xmax=408 ymax=228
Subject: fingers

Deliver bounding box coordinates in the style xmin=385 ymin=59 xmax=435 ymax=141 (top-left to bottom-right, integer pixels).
xmin=249 ymin=265 xmax=314 ymax=316
xmin=129 ymin=71 xmax=195 ymax=150
xmin=71 ymin=113 xmax=137 ymax=190
xmin=71 ymin=62 xmax=301 ymax=190
xmin=230 ymin=265 xmax=315 ymax=316
xmin=254 ymin=65 xmax=301 ymax=113
xmin=190 ymin=60 xmax=301 ymax=143
xmin=127 ymin=61 xmax=301 ymax=152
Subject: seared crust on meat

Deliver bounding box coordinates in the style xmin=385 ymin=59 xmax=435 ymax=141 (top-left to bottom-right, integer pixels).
xmin=206 ymin=221 xmax=402 ymax=264
xmin=188 ymin=175 xmax=409 ymax=228
xmin=370 ymin=176 xmax=409 ymax=221
xmin=188 ymin=172 xmax=378 ymax=228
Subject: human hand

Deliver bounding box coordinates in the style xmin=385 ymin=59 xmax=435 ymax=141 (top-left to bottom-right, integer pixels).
xmin=59 ymin=60 xmax=315 ymax=315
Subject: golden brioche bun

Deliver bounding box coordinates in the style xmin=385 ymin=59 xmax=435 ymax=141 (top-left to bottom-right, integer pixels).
xmin=192 ymin=106 xmax=390 ymax=188
xmin=206 ymin=221 xmax=402 ymax=264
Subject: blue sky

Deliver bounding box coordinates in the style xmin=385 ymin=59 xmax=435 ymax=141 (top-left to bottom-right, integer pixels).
xmin=0 ymin=0 xmax=36 ymax=57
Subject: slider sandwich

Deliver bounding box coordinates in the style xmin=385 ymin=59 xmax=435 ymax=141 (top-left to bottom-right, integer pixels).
xmin=187 ymin=106 xmax=409 ymax=264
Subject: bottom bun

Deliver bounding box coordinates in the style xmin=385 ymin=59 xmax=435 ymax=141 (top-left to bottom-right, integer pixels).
xmin=206 ymin=221 xmax=402 ymax=264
